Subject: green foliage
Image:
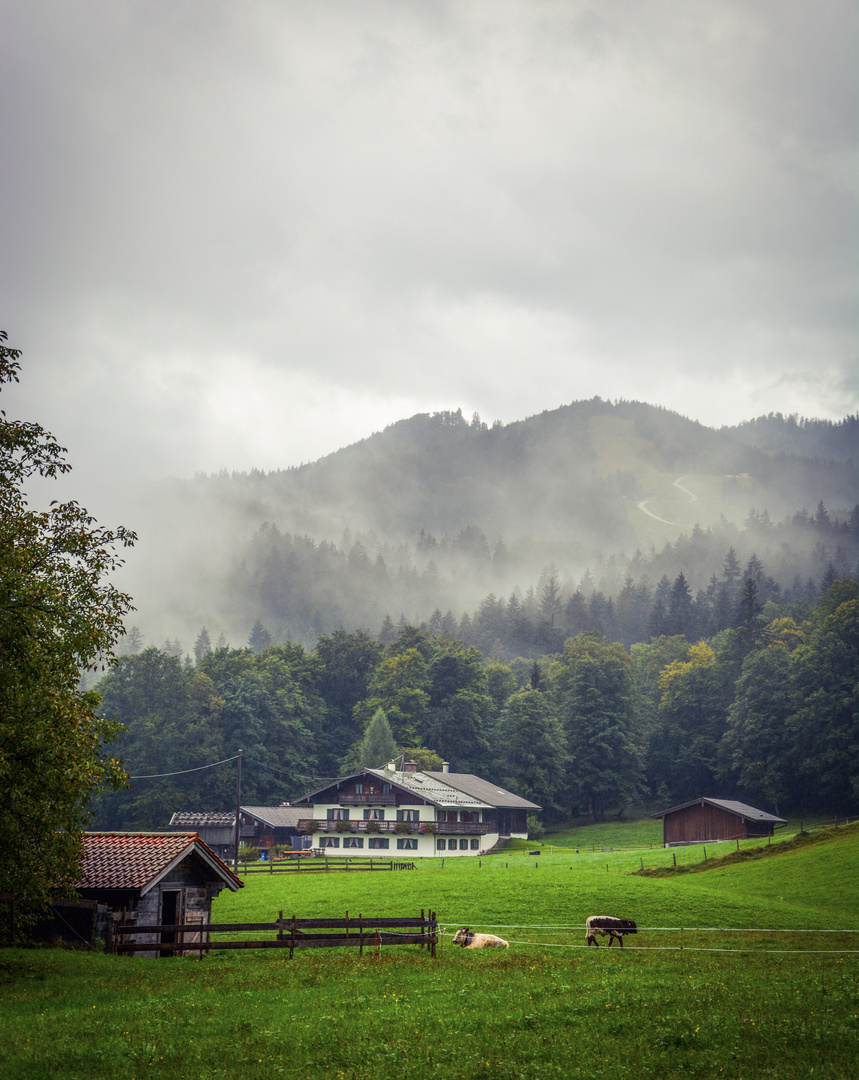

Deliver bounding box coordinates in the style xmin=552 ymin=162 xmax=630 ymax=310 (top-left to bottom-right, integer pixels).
xmin=0 ymin=334 xmax=135 ymax=915
xmin=551 ymin=633 xmax=645 ymax=820
xmin=496 ymin=688 xmax=566 ymax=812
xmin=358 ymin=707 xmax=398 ymax=769
xmin=526 ymin=813 xmax=545 ymax=840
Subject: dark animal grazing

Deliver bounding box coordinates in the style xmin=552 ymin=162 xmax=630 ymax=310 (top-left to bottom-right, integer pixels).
xmin=452 ymin=927 xmax=509 ymax=949
xmin=585 ymin=915 xmax=637 ymax=948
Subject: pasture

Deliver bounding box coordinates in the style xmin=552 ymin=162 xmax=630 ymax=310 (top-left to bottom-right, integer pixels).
xmin=2 ymin=823 xmax=858 ymax=1079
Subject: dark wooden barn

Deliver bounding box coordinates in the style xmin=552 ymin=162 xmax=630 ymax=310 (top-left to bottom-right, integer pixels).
xmin=652 ymin=798 xmax=786 ymax=846
xmin=75 ymin=831 xmax=242 ymax=956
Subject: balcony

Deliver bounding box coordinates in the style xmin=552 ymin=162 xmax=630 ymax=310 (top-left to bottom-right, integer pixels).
xmin=435 ymin=822 xmax=490 ymax=836
xmin=298 ymin=819 xmax=491 ymax=837
xmin=339 ymin=793 xmax=397 ymax=806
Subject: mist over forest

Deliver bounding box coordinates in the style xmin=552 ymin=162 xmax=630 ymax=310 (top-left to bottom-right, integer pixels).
xmin=119 ymin=398 xmax=858 ymax=655
xmin=91 ymin=397 xmax=859 ymax=828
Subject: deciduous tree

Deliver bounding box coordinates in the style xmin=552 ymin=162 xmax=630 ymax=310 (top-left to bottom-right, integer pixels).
xmin=0 ymin=334 xmax=135 ymax=917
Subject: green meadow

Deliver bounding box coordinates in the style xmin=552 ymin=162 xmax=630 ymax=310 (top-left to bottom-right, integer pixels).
xmin=2 ymin=823 xmax=858 ymax=1080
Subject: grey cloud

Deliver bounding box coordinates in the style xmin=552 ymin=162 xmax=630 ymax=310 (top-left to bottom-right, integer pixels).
xmin=1 ymin=0 xmax=856 ymax=517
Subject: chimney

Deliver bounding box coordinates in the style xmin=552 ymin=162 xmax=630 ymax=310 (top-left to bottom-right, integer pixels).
xmin=441 ymin=761 xmax=450 ymax=773
xmin=404 ymin=759 xmax=418 ymax=773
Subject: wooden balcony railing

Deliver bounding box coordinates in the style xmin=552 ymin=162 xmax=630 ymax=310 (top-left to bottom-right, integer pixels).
xmin=339 ymin=793 xmax=397 ymax=806
xmin=298 ymin=819 xmax=490 ymax=836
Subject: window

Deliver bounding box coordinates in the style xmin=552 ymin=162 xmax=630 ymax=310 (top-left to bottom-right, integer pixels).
xmin=442 ymin=810 xmax=458 ymax=822
xmin=460 ymin=811 xmax=478 ymax=823
xmin=436 ymin=839 xmax=446 ymax=851
xmin=354 ymin=782 xmax=364 ymax=794
xmin=327 ymin=808 xmax=349 ymax=821
xmin=397 ymin=809 xmax=419 ymax=822
xmin=320 ymin=837 xmax=339 ymax=848
xmin=396 ymin=838 xmax=418 ymax=850
xmin=470 ymin=838 xmax=480 ymax=850
xmin=343 ymin=837 xmax=364 ymax=849
xmin=381 ymin=782 xmax=391 ymax=794
xmin=363 ymin=808 xmax=385 ymax=820
xmin=368 ymin=837 xmax=389 ymax=849
xmin=459 ymin=839 xmax=469 ymax=850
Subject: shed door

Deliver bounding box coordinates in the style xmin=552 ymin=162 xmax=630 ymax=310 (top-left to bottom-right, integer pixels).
xmin=160 ymin=890 xmax=184 ymax=955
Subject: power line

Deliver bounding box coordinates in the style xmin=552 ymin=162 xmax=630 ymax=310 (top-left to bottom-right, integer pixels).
xmin=127 ymin=753 xmax=242 ymax=779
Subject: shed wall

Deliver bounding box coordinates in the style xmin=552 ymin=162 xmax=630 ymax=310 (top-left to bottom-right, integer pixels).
xmin=664 ymin=804 xmax=748 ymax=844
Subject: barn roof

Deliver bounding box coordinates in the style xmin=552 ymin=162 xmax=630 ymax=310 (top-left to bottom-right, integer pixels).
xmin=651 ymin=798 xmax=786 ymax=824
xmin=78 ymin=832 xmax=243 ymax=895
xmin=169 ymin=812 xmax=235 ymax=828
xmin=240 ymin=805 xmax=306 ymax=829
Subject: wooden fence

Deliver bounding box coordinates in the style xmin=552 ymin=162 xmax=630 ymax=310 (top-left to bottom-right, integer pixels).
xmin=239 ymin=856 xmax=416 ymax=875
xmin=115 ymin=908 xmax=438 ymax=958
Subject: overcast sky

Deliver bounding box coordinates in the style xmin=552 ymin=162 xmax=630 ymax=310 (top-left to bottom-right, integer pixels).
xmin=2 ymin=0 xmax=857 ymax=520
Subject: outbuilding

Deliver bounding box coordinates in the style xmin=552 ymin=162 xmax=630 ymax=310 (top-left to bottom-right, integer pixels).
xmin=76 ymin=831 xmax=242 ymax=956
xmin=652 ymin=797 xmax=786 ymax=846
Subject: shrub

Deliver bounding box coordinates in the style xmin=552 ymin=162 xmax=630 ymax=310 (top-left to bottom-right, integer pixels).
xmin=526 ymin=814 xmax=545 ymax=841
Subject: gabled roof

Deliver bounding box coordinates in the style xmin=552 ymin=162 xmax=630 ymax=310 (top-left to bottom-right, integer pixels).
xmin=651 ymin=798 xmax=786 ymax=824
xmin=296 ymin=767 xmax=541 ymax=812
xmin=241 ymin=805 xmax=305 ymax=829
xmin=169 ymin=812 xmax=235 ymax=828
xmin=78 ymin=832 xmax=243 ymax=895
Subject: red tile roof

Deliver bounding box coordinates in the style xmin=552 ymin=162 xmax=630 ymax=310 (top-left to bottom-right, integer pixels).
xmin=78 ymin=832 xmax=242 ymax=893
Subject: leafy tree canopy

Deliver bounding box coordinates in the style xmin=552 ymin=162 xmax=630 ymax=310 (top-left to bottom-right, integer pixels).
xmin=0 ymin=333 xmax=135 ymax=917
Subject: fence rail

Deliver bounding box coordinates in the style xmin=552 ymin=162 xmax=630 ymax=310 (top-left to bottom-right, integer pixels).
xmin=115 ymin=909 xmax=438 ymax=958
xmin=239 ymin=857 xmax=416 ymax=875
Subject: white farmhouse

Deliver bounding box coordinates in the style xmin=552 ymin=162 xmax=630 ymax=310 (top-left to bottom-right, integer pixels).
xmin=295 ymin=759 xmax=541 ymax=857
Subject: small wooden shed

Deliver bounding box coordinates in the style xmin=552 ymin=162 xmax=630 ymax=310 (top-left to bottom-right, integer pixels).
xmin=652 ymin=798 xmax=786 ymax=846
xmin=76 ymin=831 xmax=242 ymax=956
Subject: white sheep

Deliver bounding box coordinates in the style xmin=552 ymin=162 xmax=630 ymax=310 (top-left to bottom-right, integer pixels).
xmin=452 ymin=926 xmax=509 ymax=949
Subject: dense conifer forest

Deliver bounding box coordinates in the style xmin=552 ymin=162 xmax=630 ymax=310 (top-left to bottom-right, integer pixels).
xmin=96 ymin=401 xmax=858 ymax=829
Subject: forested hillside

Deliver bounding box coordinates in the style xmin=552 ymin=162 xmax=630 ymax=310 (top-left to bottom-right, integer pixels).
xmin=94 ymin=578 xmax=859 ymax=828
xmin=123 ymin=398 xmax=858 ymax=652
xmin=95 ymin=400 xmax=858 ymax=830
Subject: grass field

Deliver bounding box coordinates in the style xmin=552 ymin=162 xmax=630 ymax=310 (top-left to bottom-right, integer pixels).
xmin=2 ymin=822 xmax=858 ymax=1079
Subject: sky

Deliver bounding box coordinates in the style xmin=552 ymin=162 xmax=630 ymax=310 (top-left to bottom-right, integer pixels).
xmin=2 ymin=0 xmax=857 ymax=522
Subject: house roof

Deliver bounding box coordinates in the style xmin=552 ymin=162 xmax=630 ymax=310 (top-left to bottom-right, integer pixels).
xmin=240 ymin=805 xmax=305 ymax=829
xmin=169 ymin=812 xmax=236 ymax=829
xmin=424 ymin=772 xmax=542 ymax=811
xmin=297 ymin=767 xmax=541 ymax=812
xmin=78 ymin=832 xmax=243 ymax=895
xmin=651 ymin=798 xmax=786 ymax=824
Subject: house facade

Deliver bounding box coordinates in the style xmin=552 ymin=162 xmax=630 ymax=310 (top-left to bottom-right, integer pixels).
xmin=652 ymin=798 xmax=786 ymax=845
xmin=295 ymin=761 xmax=540 ymax=858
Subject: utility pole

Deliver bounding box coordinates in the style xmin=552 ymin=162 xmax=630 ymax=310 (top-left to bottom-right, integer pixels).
xmin=233 ymin=749 xmax=242 ymax=872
